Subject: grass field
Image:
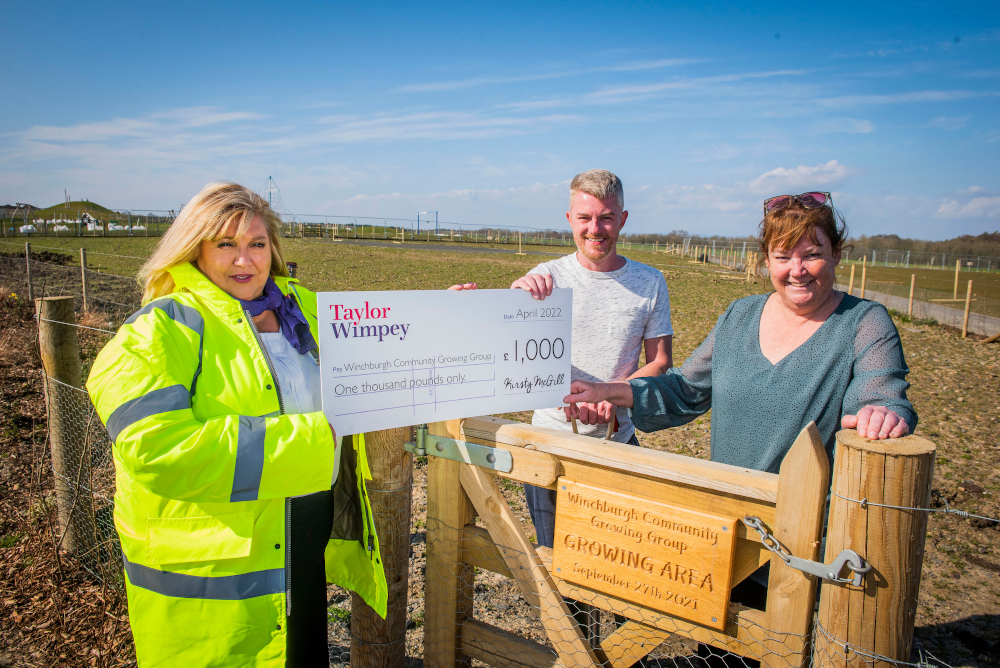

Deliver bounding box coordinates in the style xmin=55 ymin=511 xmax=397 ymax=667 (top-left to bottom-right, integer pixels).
xmin=836 ymin=262 xmax=1000 ymax=298
xmin=834 ymin=262 xmax=1000 ymax=320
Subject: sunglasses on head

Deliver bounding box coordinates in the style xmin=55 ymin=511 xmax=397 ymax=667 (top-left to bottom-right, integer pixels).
xmin=763 ymin=191 xmax=832 ymax=215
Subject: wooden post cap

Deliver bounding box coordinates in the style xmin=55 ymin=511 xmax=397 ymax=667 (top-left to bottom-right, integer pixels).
xmin=835 ymin=429 xmax=936 ymax=456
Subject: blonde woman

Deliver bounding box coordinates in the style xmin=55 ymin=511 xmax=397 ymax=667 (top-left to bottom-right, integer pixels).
xmin=87 ymin=182 xmax=386 ymax=667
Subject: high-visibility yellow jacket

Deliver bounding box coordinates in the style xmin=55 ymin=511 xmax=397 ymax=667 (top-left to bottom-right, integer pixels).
xmin=87 ymin=262 xmax=387 ymax=667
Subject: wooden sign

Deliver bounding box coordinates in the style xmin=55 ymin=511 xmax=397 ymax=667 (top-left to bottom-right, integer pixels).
xmin=552 ymin=480 xmax=737 ymax=630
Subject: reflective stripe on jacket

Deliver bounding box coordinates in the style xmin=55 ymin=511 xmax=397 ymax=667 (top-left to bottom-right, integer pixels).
xmin=86 ymin=262 xmax=387 ymax=667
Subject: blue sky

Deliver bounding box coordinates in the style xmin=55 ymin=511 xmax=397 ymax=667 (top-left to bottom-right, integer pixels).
xmin=2 ymin=1 xmax=999 ymax=240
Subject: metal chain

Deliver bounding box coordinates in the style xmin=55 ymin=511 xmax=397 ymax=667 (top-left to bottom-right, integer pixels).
xmin=831 ymin=491 xmax=1000 ymax=524
xmin=742 ymin=516 xmax=793 ymax=564
xmin=741 ymin=516 xmax=870 ymax=585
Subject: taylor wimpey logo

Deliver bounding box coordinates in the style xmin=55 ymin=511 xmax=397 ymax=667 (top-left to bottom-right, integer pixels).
xmin=329 ymin=301 xmax=409 ymax=342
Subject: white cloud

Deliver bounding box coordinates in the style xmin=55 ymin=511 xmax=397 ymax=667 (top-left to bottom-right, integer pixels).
xmin=400 ymin=72 xmax=572 ymax=93
xmin=6 ymin=106 xmax=584 ymax=176
xmin=584 ymin=69 xmax=809 ymax=104
xmin=495 ymin=99 xmax=567 ymax=111
xmin=747 ymin=160 xmax=852 ymax=195
xmin=923 ymin=116 xmax=969 ymax=131
xmin=630 ymin=183 xmax=746 ymax=214
xmin=957 ymin=186 xmax=991 ymax=196
xmin=314 ymin=180 xmax=573 ymax=224
xmin=818 ymin=90 xmax=989 ymax=108
xmin=397 ymin=59 xmax=700 ymax=93
xmin=936 ymin=197 xmax=1000 ymax=219
xmin=813 ymin=118 xmax=875 ymax=134
xmin=314 ymin=111 xmax=581 ymax=142
xmin=23 ymin=107 xmax=266 ymax=142
xmin=688 ymin=143 xmax=741 ymax=161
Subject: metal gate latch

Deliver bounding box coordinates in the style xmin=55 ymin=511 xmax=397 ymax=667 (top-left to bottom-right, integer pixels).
xmin=404 ymin=424 xmax=513 ymax=473
xmin=742 ymin=516 xmax=872 ymax=586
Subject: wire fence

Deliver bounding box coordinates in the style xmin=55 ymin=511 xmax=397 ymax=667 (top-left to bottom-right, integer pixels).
xmin=42 ymin=376 xmax=123 ymax=588
xmin=0 ymin=254 xmax=142 ymax=324
xmin=834 ymin=275 xmax=1000 ymax=337
xmin=417 ymin=497 xmax=965 ymax=668
xmin=4 ymin=250 xmax=996 ymax=667
xmin=835 ymin=263 xmax=1000 ymax=315
xmin=843 ymin=250 xmax=1000 ymax=273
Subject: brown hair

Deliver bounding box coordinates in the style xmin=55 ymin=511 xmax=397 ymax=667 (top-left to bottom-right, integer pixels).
xmin=757 ymin=200 xmax=848 ymax=268
xmin=138 ymin=182 xmax=288 ymax=303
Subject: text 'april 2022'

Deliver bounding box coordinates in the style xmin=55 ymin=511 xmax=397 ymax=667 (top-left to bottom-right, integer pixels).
xmin=317 ymin=289 xmax=573 ymax=436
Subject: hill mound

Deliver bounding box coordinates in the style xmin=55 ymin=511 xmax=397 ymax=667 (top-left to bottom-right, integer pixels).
xmin=33 ymin=200 xmax=116 ymax=220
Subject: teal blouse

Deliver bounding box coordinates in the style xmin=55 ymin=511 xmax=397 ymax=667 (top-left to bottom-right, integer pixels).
xmin=628 ymin=293 xmax=917 ymax=473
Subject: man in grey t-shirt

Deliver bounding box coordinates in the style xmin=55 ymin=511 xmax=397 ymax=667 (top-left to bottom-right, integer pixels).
xmin=511 ymin=169 xmax=674 ymax=546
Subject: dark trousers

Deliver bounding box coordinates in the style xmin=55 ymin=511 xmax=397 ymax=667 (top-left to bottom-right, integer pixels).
xmin=524 ymin=432 xmax=640 ymax=548
xmin=286 ymin=489 xmax=335 ymax=668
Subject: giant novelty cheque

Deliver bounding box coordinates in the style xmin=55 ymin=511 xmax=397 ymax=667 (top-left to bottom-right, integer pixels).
xmin=317 ymin=289 xmax=573 ymax=436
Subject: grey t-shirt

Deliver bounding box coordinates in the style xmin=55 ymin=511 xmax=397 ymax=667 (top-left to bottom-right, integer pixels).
xmin=527 ymin=253 xmax=673 ymax=442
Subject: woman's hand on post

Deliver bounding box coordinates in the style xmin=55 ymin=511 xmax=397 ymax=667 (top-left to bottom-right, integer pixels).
xmin=842 ymin=406 xmax=909 ymax=440
xmin=447 ymin=282 xmax=478 ymax=291
xmin=511 ymin=274 xmax=553 ymax=300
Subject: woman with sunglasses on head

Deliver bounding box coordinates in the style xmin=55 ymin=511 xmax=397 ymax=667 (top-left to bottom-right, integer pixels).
xmin=563 ymin=191 xmax=916 ymax=475
xmin=562 ymin=192 xmax=915 ymax=617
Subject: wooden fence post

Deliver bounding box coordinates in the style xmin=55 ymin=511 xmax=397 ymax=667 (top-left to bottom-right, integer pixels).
xmin=848 ymin=265 xmax=855 ymax=296
xmin=962 ymin=280 xmax=973 ymax=339
xmin=80 ymin=248 xmax=89 ymax=312
xmin=954 ymin=259 xmax=961 ymax=299
xmin=351 ymin=426 xmax=413 ymax=667
xmin=423 ymin=420 xmax=476 ymax=668
xmin=25 ymin=243 xmax=34 ymax=302
xmin=907 ymin=274 xmax=915 ymax=318
xmin=814 ymin=430 xmax=935 ymax=667
xmin=860 ymin=264 xmax=867 ymax=300
xmin=761 ymin=423 xmax=829 ymax=668
xmin=36 ymin=296 xmax=96 ymax=561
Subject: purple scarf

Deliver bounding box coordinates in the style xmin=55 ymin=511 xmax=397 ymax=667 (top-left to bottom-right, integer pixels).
xmin=238 ymin=278 xmax=317 ymax=355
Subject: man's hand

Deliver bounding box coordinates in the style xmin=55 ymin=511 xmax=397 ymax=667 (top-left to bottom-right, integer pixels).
xmin=511 ymin=273 xmax=553 ymax=300
xmin=841 ymin=406 xmax=909 ymax=440
xmin=447 ymin=282 xmax=478 ymax=291
xmin=563 ymin=401 xmax=615 ymax=425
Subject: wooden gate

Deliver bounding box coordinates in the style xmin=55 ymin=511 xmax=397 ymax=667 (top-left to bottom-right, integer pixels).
xmin=422 ymin=417 xmax=832 ymax=668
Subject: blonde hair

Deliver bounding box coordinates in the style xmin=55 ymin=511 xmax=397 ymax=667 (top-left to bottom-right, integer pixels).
xmin=138 ymin=182 xmax=288 ymax=303
xmin=569 ymin=169 xmax=624 ymax=210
